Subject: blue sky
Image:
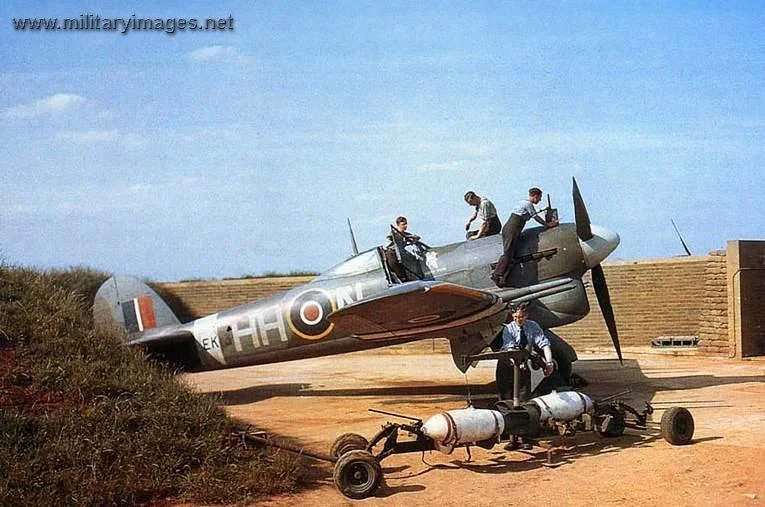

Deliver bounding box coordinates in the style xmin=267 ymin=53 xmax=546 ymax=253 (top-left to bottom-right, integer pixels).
xmin=1 ymin=1 xmax=763 ymax=280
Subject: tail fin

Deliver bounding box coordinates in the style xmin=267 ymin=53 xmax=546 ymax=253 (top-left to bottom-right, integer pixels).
xmin=93 ymin=276 xmax=180 ymax=337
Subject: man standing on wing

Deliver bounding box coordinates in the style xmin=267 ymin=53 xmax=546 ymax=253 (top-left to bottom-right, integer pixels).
xmin=492 ymin=187 xmax=558 ymax=285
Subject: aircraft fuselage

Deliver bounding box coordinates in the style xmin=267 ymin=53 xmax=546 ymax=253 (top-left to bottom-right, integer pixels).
xmin=176 ymin=222 xmax=613 ymax=370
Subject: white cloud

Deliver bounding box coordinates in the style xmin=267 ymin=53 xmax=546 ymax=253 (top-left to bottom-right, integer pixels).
xmin=516 ymin=131 xmax=668 ymax=151
xmin=380 ymin=51 xmax=480 ymax=70
xmin=127 ymin=183 xmax=154 ymax=194
xmin=454 ymin=141 xmax=498 ymax=157
xmin=509 ymin=130 xmax=751 ymax=155
xmin=97 ymin=109 xmax=115 ymax=121
xmin=187 ymin=45 xmax=250 ymax=64
xmin=3 ymin=93 xmax=85 ymax=119
xmin=1 ymin=177 xmax=207 ymax=218
xmin=416 ymin=159 xmax=494 ymax=172
xmin=167 ymin=126 xmax=242 ymax=144
xmin=55 ymin=129 xmax=145 ymax=147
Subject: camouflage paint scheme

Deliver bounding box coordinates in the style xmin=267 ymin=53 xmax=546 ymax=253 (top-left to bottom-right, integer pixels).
xmin=94 ymin=217 xmax=619 ymax=372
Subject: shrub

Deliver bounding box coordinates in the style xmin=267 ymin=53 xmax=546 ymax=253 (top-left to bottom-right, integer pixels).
xmin=0 ymin=263 xmax=302 ymax=505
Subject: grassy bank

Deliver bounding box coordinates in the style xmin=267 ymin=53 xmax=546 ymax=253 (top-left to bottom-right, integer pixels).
xmin=0 ymin=264 xmax=301 ymax=505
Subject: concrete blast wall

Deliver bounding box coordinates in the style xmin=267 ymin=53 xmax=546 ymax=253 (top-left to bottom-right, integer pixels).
xmin=558 ymin=255 xmax=726 ymax=354
xmin=727 ymin=241 xmax=765 ymax=358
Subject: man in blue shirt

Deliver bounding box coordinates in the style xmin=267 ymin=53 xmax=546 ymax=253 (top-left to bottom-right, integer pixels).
xmin=492 ymin=187 xmax=558 ymax=286
xmin=495 ymin=303 xmax=555 ymax=402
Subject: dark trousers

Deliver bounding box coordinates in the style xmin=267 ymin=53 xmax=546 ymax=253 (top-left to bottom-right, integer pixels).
xmin=492 ymin=213 xmax=526 ymax=283
xmin=487 ymin=215 xmax=502 ymax=235
xmin=466 ymin=215 xmax=502 ymax=240
xmin=384 ymin=248 xmax=408 ymax=282
xmin=496 ymin=359 xmax=531 ymax=402
xmin=496 ymin=358 xmax=564 ymax=402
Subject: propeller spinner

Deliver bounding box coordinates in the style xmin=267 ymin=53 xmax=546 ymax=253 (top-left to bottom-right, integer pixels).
xmin=572 ymin=177 xmax=623 ymax=364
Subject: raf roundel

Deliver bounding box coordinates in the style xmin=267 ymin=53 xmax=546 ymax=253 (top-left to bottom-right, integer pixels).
xmin=287 ymin=288 xmax=337 ymax=340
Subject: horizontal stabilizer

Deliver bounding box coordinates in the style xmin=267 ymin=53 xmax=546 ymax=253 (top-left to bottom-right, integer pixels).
xmin=127 ymin=324 xmax=193 ymax=347
xmin=328 ymin=281 xmax=506 ymax=341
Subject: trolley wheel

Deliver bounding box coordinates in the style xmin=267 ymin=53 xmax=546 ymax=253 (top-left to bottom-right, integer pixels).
xmin=329 ymin=432 xmax=369 ymax=458
xmin=661 ymin=407 xmax=694 ymax=445
xmin=598 ymin=407 xmax=625 ymax=437
xmin=333 ymin=449 xmax=382 ymax=500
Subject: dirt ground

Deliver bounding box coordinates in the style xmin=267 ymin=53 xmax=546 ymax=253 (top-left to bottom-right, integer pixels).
xmin=185 ymin=351 xmax=765 ymax=506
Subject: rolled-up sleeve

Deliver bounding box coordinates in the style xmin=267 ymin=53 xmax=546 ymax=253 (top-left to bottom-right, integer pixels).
xmin=528 ymin=321 xmax=550 ymax=349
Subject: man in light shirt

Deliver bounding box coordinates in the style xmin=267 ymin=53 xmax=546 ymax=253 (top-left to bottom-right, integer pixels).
xmin=492 ymin=187 xmax=558 ymax=285
xmin=494 ymin=303 xmax=555 ymax=402
xmin=464 ymin=191 xmax=502 ymax=240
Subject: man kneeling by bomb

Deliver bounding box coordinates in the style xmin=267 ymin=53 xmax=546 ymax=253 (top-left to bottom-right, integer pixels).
xmin=490 ymin=303 xmax=565 ymax=402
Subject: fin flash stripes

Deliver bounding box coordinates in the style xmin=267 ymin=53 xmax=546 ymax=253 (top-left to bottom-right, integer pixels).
xmin=122 ymin=295 xmax=157 ymax=333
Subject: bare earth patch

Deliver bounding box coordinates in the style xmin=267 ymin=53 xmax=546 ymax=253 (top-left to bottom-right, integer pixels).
xmin=185 ymin=352 xmax=765 ymax=506
xmin=0 ymin=348 xmax=82 ymax=416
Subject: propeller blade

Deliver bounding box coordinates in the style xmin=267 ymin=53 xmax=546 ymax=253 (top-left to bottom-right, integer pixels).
xmin=572 ymin=177 xmax=593 ymax=241
xmin=591 ymin=264 xmax=623 ymax=364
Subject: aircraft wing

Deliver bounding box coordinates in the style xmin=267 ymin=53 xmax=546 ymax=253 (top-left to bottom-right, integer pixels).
xmin=327 ymin=281 xmax=506 ymax=342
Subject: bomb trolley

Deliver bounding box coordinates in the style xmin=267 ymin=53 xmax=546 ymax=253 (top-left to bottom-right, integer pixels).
xmin=249 ymin=349 xmax=695 ymax=500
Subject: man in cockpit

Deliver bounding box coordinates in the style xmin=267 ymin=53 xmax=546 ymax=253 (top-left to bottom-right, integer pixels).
xmin=385 ymin=216 xmax=421 ymax=282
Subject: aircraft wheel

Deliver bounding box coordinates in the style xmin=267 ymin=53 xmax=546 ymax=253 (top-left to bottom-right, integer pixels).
xmin=333 ymin=449 xmax=382 ymax=499
xmin=661 ymin=407 xmax=694 ymax=445
xmin=598 ymin=407 xmax=625 ymax=437
xmin=330 ymin=432 xmax=369 ymax=458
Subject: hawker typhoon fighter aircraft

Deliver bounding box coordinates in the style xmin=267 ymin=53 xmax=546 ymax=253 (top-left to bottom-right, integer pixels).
xmin=94 ymin=178 xmax=622 ymax=374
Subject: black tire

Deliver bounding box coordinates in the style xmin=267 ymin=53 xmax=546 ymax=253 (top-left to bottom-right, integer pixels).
xmin=661 ymin=407 xmax=694 ymax=445
xmin=330 ymin=432 xmax=369 ymax=458
xmin=598 ymin=407 xmax=626 ymax=437
xmin=333 ymin=450 xmax=382 ymax=500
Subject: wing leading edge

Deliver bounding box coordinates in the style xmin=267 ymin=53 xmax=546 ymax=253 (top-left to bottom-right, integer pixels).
xmin=327 ymin=281 xmax=507 ymax=341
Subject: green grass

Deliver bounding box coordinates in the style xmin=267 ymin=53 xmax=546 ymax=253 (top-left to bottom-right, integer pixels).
xmin=0 ymin=263 xmax=302 ymax=505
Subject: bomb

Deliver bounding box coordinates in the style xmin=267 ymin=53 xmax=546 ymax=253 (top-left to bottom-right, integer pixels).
xmin=421 ymin=407 xmax=505 ymax=453
xmin=420 ymin=391 xmax=596 ymax=454
xmin=530 ymin=391 xmax=594 ymax=422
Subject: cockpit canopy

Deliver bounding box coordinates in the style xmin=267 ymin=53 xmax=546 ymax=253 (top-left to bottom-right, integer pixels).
xmin=314 ymin=249 xmax=382 ymax=280
xmin=315 ymin=234 xmax=432 ymax=284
